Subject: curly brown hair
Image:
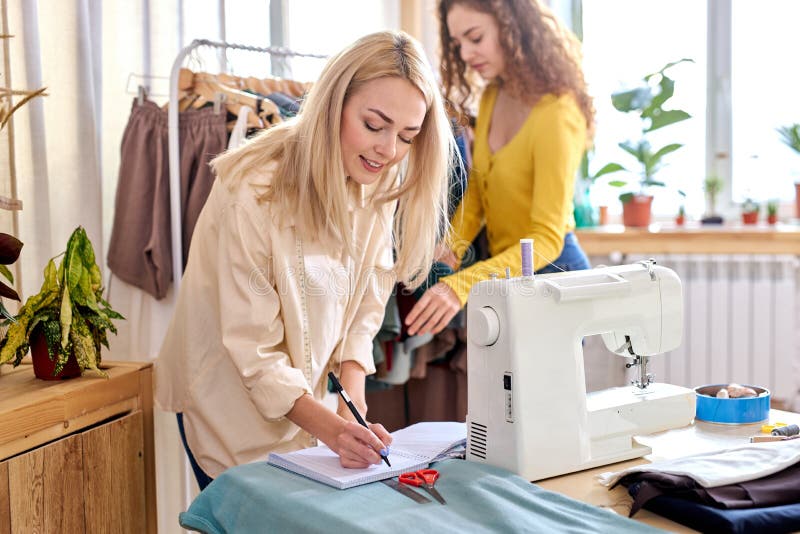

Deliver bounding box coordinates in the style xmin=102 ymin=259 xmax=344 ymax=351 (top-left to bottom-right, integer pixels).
xmin=438 ymin=0 xmax=595 ymax=141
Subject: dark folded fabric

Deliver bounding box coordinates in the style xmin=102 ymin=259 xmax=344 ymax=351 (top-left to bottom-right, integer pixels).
xmin=616 ymin=461 xmax=800 ymax=516
xmin=637 ymin=494 xmax=800 ymax=534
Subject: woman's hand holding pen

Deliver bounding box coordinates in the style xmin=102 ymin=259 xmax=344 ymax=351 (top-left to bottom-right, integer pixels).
xmin=330 ymin=418 xmax=393 ymax=469
xmin=287 ymin=392 xmax=391 ymax=468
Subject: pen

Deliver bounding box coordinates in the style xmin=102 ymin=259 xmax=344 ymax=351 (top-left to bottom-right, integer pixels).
xmin=328 ymin=371 xmax=391 ymax=467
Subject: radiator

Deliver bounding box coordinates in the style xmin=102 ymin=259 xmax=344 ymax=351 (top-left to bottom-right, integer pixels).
xmin=592 ymin=254 xmax=799 ymax=402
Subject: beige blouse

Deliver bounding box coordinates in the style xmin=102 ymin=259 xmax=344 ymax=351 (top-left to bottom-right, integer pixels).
xmin=154 ymin=165 xmax=396 ymax=478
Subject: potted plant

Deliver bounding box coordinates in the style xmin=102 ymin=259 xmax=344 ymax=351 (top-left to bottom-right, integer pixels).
xmin=701 ymin=175 xmax=725 ymax=225
xmin=766 ymin=200 xmax=778 ymax=225
xmin=675 ymin=205 xmax=686 ymax=226
xmin=607 ymin=59 xmax=694 ymax=227
xmin=0 ymin=227 xmax=124 ymax=379
xmin=574 ymin=150 xmax=624 ymax=228
xmin=0 ymin=233 xmax=22 ymax=323
xmin=777 ymin=124 xmax=800 ymax=219
xmin=741 ymin=198 xmax=760 ymax=225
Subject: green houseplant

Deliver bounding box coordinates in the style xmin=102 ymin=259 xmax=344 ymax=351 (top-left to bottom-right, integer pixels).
xmin=0 ymin=226 xmax=124 ymax=379
xmin=607 ymin=59 xmax=693 ymax=227
xmin=574 ymin=150 xmax=624 ymax=227
xmin=702 ymin=175 xmax=724 ymax=225
xmin=675 ymin=204 xmax=686 ymax=226
xmin=777 ymin=123 xmax=800 ymax=218
xmin=766 ymin=200 xmax=779 ymax=225
xmin=741 ymin=198 xmax=760 ymax=225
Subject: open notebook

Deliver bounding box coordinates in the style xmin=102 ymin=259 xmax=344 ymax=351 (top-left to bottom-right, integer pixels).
xmin=267 ymin=421 xmax=466 ymax=489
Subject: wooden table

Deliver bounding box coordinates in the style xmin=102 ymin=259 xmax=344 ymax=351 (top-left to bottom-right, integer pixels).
xmin=0 ymin=361 xmax=156 ymax=533
xmin=537 ymin=409 xmax=800 ymax=532
xmin=575 ymin=223 xmax=800 ymax=256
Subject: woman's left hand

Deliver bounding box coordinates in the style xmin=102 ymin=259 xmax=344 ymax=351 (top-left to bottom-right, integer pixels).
xmin=405 ymin=282 xmax=462 ymax=336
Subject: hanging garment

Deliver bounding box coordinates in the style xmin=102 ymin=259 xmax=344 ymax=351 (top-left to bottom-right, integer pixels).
xmin=107 ymin=100 xmax=171 ymax=299
xmin=107 ymin=99 xmax=227 ymax=299
xmin=228 ymin=105 xmax=254 ymax=149
xmin=177 ymin=105 xmax=228 ymax=265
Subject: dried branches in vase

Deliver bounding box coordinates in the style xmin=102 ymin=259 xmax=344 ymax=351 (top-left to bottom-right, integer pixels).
xmin=0 ymin=33 xmax=46 ymax=213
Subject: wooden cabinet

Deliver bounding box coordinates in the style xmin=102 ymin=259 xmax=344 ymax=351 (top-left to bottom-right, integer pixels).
xmin=0 ymin=361 xmax=155 ymax=533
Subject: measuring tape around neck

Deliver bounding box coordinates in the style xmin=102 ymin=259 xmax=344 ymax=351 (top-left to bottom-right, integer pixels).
xmin=294 ymin=235 xmax=313 ymax=387
xmin=295 ymin=235 xmax=317 ymax=447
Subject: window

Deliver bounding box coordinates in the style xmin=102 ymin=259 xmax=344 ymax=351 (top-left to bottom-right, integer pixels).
xmin=178 ymin=1 xmax=399 ymax=86
xmin=583 ymin=0 xmax=800 ymax=217
xmin=731 ymin=1 xmax=800 ymax=204
xmin=284 ymin=1 xmax=399 ymax=81
xmin=581 ymin=0 xmax=707 ymax=217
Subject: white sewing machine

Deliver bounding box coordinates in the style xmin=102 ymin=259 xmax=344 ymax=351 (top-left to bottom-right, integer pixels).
xmin=466 ymin=259 xmax=696 ymax=481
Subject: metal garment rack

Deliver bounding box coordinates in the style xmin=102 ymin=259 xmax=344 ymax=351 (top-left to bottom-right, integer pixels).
xmin=167 ymin=39 xmax=326 ymax=291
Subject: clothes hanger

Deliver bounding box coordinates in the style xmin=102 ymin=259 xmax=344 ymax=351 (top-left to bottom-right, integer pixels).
xmin=188 ymin=72 xmax=265 ymax=129
xmin=217 ymin=73 xmax=246 ymax=90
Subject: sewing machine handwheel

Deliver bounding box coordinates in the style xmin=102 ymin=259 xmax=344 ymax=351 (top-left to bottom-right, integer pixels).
xmin=469 ymin=306 xmax=500 ymax=346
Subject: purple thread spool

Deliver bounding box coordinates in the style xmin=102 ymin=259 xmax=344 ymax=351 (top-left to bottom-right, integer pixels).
xmin=520 ymin=239 xmax=534 ymax=277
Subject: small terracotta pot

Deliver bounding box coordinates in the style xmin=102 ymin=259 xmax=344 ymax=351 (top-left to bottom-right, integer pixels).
xmin=767 ymin=214 xmax=778 ymax=225
xmin=742 ymin=212 xmax=759 ymax=225
xmin=621 ymin=195 xmax=653 ymax=228
xmin=598 ymin=205 xmax=609 ymax=226
xmin=675 ymin=215 xmax=685 ymax=226
xmin=30 ymin=326 xmax=81 ymax=380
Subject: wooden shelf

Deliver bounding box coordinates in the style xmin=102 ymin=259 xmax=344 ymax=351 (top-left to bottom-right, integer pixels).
xmin=575 ymin=223 xmax=800 ymax=256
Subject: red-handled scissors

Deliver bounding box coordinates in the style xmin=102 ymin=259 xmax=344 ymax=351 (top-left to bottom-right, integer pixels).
xmin=398 ymin=469 xmax=446 ymax=505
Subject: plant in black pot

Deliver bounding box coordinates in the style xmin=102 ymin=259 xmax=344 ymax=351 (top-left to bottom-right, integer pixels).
xmin=701 ymin=174 xmax=724 ymax=225
xmin=606 ymin=59 xmax=693 ymax=227
xmin=0 ymin=227 xmax=124 ymax=379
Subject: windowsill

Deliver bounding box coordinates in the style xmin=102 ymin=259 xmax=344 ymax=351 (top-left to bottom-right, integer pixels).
xmin=575 ymin=220 xmax=800 ymax=255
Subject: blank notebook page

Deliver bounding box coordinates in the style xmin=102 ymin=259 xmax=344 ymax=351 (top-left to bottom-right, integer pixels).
xmin=267 ymin=422 xmax=466 ymax=489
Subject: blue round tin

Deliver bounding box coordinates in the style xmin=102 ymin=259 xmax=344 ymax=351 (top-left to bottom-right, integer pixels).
xmin=694 ymin=385 xmax=770 ymax=424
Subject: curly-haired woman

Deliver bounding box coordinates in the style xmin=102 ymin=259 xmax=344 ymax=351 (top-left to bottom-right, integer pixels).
xmin=407 ymin=0 xmax=595 ymax=336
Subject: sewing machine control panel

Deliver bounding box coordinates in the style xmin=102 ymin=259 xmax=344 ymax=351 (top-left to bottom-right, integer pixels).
xmin=504 ymin=372 xmax=513 ymax=422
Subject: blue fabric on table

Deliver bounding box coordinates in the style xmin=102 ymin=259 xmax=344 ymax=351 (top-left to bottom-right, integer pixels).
xmin=632 ymin=484 xmax=800 ymax=534
xmin=180 ymin=459 xmax=663 ymax=533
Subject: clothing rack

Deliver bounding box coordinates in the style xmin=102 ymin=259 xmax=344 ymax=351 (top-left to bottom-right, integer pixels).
xmin=167 ymin=39 xmax=326 ymax=291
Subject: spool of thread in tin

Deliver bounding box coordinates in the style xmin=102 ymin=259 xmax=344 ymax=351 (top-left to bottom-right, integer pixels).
xmin=520 ymin=239 xmax=534 ymax=277
xmin=772 ymin=424 xmax=800 ymax=437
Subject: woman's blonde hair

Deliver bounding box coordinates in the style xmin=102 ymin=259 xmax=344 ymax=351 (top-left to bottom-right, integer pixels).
xmin=438 ymin=0 xmax=595 ymax=141
xmin=212 ymin=31 xmax=454 ymax=289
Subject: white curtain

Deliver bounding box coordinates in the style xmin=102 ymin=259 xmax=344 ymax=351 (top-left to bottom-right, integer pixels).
xmin=8 ymin=0 xmax=103 ymax=297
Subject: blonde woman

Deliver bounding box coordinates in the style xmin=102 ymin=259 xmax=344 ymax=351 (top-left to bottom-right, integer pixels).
xmin=406 ymin=0 xmax=595 ymax=336
xmin=155 ymin=31 xmax=454 ymax=489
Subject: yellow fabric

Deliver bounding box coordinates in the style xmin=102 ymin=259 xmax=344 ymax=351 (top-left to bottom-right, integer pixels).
xmin=155 ymin=167 xmax=395 ymax=478
xmin=441 ymin=84 xmax=586 ymax=305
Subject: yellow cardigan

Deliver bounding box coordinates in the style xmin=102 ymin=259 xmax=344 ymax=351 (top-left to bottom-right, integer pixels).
xmin=441 ymin=84 xmax=586 ymax=305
